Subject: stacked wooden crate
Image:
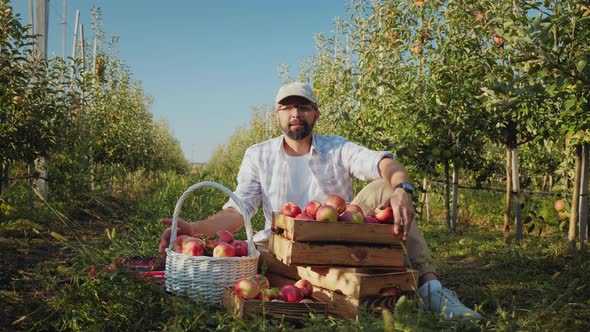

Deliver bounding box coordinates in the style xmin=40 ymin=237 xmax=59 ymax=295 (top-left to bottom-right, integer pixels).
xmin=258 ymin=212 xmax=418 ymax=320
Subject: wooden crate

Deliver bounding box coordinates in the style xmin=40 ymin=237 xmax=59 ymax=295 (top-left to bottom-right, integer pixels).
xmin=222 ymin=287 xmax=327 ymax=322
xmin=258 ymin=244 xmax=417 ymax=298
xmin=265 ymin=273 xmax=415 ymax=320
xmin=272 ymin=212 xmax=402 ymax=245
xmin=268 ymin=232 xmax=405 ymax=268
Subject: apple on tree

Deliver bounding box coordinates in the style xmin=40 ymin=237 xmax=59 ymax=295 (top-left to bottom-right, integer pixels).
xmin=281 ymin=202 xmax=302 ymax=218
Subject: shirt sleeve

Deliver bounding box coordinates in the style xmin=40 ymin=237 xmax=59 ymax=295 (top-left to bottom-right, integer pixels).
xmin=341 ymin=140 xmax=395 ymax=181
xmin=222 ymin=147 xmax=262 ymax=220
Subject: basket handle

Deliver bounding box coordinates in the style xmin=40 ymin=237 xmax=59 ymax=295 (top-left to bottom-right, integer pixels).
xmin=167 ymin=181 xmax=256 ymax=257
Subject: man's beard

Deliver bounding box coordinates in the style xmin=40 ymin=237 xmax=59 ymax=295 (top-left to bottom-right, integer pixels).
xmin=281 ymin=119 xmax=315 ymax=141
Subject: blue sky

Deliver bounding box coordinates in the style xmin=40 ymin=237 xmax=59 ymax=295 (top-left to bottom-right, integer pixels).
xmin=11 ymin=1 xmax=348 ymax=163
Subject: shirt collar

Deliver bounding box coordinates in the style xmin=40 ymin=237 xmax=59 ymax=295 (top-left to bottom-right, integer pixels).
xmin=274 ymin=134 xmax=323 ymax=155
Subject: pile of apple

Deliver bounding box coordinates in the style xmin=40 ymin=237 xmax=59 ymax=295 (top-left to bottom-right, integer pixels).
xmin=235 ymin=274 xmax=315 ymax=303
xmin=280 ymin=194 xmax=394 ymax=224
xmin=172 ymin=230 xmax=249 ymax=257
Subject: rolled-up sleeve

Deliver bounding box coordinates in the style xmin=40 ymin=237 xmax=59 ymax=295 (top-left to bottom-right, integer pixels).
xmin=222 ymin=148 xmax=262 ymax=220
xmin=342 ymin=141 xmax=394 ymax=181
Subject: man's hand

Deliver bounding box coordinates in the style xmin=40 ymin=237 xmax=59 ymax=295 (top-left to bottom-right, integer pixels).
xmin=382 ymin=188 xmax=414 ymax=240
xmin=159 ymin=218 xmax=192 ymax=257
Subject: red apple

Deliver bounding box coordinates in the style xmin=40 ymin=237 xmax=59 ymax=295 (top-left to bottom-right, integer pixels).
xmin=172 ymin=235 xmax=190 ymax=252
xmin=182 ymin=238 xmax=205 ymax=256
xmin=324 ymin=194 xmax=347 ymax=214
xmin=259 ymin=287 xmax=282 ymax=301
xmin=364 ymin=215 xmax=380 ymax=224
xmin=379 ymin=287 xmax=401 ymax=296
xmin=235 ymin=277 xmax=260 ymax=300
xmin=554 ymin=199 xmax=565 ymax=212
xmin=346 ymin=204 xmax=364 ymax=217
xmin=315 ymin=205 xmax=338 ymax=222
xmin=557 ymin=211 xmax=569 ymax=221
xmin=295 ymin=212 xmax=315 ymax=221
xmin=281 ymin=202 xmax=302 ymax=218
xmin=304 ymin=200 xmax=323 ymax=218
xmin=493 ymin=33 xmax=504 ymax=46
xmin=213 ymin=242 xmax=236 ymax=257
xmin=339 ymin=210 xmax=364 ymax=224
xmin=233 ymin=240 xmax=248 ymax=257
xmin=374 ymin=206 xmax=394 ymax=223
xmin=216 ymin=230 xmax=234 ymax=244
xmin=280 ymin=284 xmax=303 ymax=303
xmin=294 ymin=279 xmax=314 ymax=298
xmin=254 ymin=274 xmax=270 ymax=289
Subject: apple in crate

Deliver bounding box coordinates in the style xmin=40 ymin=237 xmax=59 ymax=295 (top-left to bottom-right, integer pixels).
xmin=294 ymin=279 xmax=314 ymax=298
xmin=324 ymin=194 xmax=347 ymax=214
xmin=315 ymin=205 xmax=338 ymax=222
xmin=295 ymin=212 xmax=315 ymax=221
xmin=233 ymin=240 xmax=248 ymax=257
xmin=235 ymin=277 xmax=261 ymax=300
xmin=338 ymin=210 xmax=363 ymax=223
xmin=254 ymin=274 xmax=270 ymax=289
xmin=182 ymin=238 xmax=205 ymax=256
xmin=281 ymin=202 xmax=302 ymax=218
xmin=216 ymin=230 xmax=234 ymax=244
xmin=304 ymin=200 xmax=322 ymax=218
xmin=364 ymin=215 xmax=380 ymax=224
xmin=280 ymin=284 xmax=303 ymax=303
xmin=213 ymin=242 xmax=236 ymax=257
xmin=346 ymin=204 xmax=364 ymax=216
xmin=258 ymin=287 xmax=282 ymax=301
xmin=375 ymin=206 xmax=394 ymax=223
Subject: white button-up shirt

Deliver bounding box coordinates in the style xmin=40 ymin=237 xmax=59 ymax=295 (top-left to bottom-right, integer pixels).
xmin=223 ymin=134 xmax=394 ymax=241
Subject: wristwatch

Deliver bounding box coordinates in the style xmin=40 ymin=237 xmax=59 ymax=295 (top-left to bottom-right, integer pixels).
xmin=394 ymin=182 xmax=414 ymax=194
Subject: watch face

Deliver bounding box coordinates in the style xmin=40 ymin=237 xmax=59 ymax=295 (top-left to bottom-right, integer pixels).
xmin=403 ymin=182 xmax=414 ymax=192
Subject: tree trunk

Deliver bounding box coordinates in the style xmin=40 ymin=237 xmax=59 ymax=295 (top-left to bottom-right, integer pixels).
xmin=419 ymin=177 xmax=431 ymax=222
xmin=28 ymin=161 xmax=34 ymax=208
xmin=451 ymin=163 xmax=459 ymax=233
xmin=579 ymin=143 xmax=588 ymax=253
xmin=503 ymin=149 xmax=513 ymax=244
xmin=444 ymin=161 xmax=451 ymax=232
xmin=35 ymin=156 xmax=48 ymax=201
xmin=511 ymin=148 xmax=523 ymax=243
xmin=568 ymin=145 xmax=582 ymax=255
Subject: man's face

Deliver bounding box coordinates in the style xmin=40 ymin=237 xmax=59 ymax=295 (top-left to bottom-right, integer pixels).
xmin=276 ymin=96 xmax=319 ymax=141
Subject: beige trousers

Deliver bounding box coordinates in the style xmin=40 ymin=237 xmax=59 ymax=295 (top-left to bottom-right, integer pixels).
xmin=351 ymin=179 xmax=436 ymax=277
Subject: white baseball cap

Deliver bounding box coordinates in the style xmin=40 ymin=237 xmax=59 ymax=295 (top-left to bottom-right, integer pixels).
xmin=275 ymin=82 xmax=317 ymax=104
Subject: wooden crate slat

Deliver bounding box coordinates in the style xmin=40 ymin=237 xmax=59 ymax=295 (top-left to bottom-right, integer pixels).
xmin=269 ymin=233 xmax=405 ymax=268
xmin=272 ymin=212 xmax=402 ymax=245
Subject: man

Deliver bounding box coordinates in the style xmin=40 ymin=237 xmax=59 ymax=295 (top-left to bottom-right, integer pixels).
xmin=159 ymin=82 xmax=482 ymax=320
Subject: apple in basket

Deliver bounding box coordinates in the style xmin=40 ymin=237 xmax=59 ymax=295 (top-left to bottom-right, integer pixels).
xmin=280 ymin=284 xmax=303 ymax=303
xmin=235 ymin=277 xmax=261 ymax=300
xmin=172 ymin=235 xmax=191 ymax=252
xmin=233 ymin=240 xmax=248 ymax=257
xmin=213 ymin=242 xmax=236 ymax=257
xmin=281 ymin=202 xmax=302 ymax=218
xmin=294 ymin=279 xmax=314 ymax=298
xmin=182 ymin=238 xmax=205 ymax=256
xmin=216 ymin=230 xmax=234 ymax=244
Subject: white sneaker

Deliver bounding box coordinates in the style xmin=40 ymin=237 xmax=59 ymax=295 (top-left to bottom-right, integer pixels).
xmin=421 ymin=283 xmax=482 ymax=320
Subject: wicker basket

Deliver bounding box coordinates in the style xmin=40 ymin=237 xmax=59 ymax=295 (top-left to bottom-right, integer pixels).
xmin=165 ymin=181 xmax=260 ymax=304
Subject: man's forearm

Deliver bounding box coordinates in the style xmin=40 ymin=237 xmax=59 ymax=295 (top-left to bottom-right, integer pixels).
xmin=378 ymin=157 xmax=410 ymax=188
xmin=190 ymin=208 xmax=245 ymax=236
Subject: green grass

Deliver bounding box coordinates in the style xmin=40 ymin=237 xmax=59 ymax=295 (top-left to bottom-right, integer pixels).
xmin=1 ymin=171 xmax=589 ymax=331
